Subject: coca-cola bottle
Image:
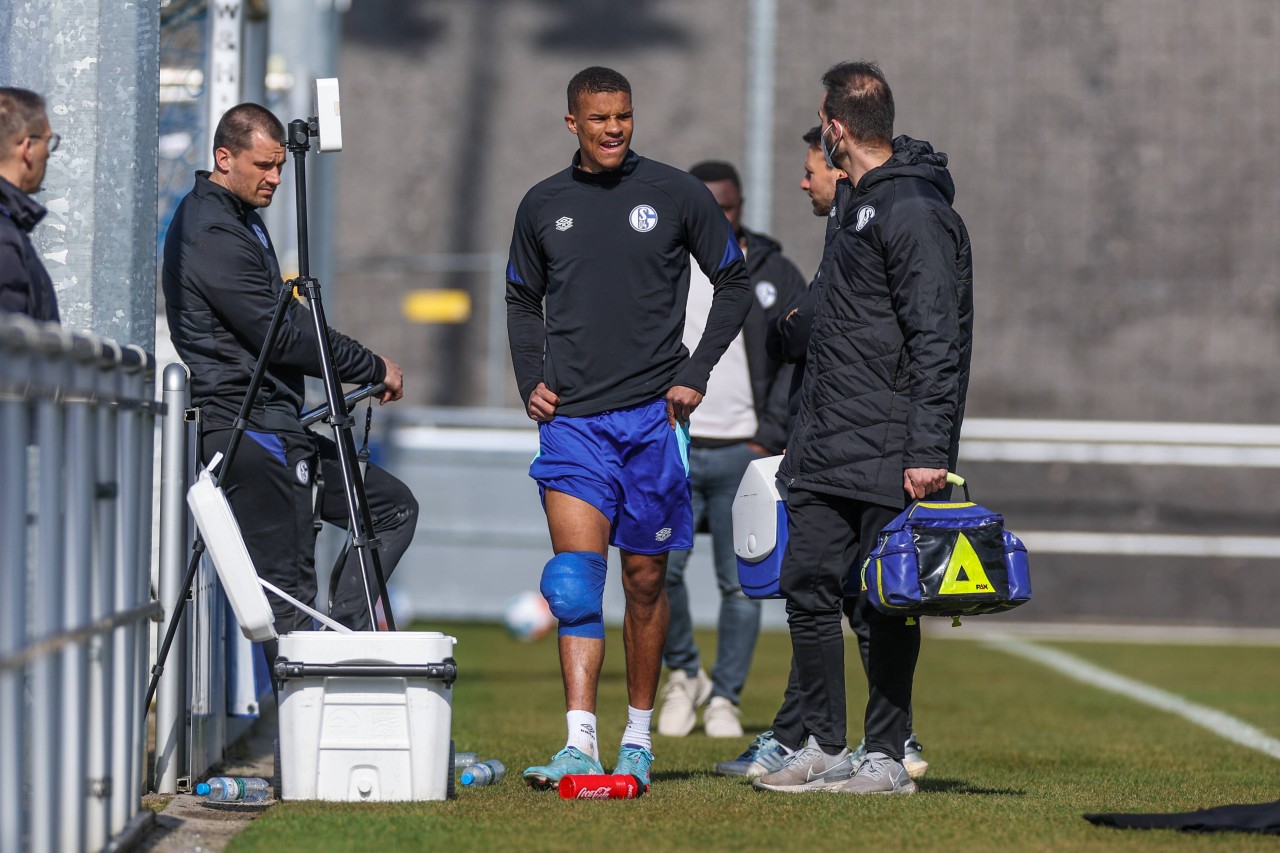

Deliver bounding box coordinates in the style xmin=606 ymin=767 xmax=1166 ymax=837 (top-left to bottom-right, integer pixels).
xmin=558 ymin=774 xmax=646 ymax=799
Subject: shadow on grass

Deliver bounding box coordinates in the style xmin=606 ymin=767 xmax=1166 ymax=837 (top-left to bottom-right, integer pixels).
xmin=918 ymin=777 xmax=1026 ymax=796
xmin=652 ymin=769 xmax=719 ymax=783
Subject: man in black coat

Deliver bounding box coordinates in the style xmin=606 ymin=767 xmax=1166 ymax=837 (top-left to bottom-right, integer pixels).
xmin=0 ymin=87 xmax=59 ymax=322
xmin=754 ymin=61 xmax=972 ymax=795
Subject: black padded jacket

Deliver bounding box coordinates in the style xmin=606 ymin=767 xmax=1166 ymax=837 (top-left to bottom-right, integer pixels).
xmin=778 ymin=136 xmax=973 ymax=507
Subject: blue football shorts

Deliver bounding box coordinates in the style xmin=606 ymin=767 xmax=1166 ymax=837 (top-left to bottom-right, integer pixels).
xmin=530 ymin=397 xmax=693 ymax=554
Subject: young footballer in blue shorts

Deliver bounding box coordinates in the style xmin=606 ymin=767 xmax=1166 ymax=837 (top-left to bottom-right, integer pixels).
xmin=505 ymin=66 xmax=752 ymax=790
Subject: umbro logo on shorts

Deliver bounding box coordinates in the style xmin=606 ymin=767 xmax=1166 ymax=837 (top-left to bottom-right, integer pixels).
xmin=655 ymin=527 xmax=672 ymax=542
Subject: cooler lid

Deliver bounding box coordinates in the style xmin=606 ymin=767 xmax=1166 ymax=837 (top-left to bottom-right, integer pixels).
xmin=186 ymin=455 xmax=278 ymax=642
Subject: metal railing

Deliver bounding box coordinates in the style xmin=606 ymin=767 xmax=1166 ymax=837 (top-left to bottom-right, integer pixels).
xmin=152 ymin=363 xmax=264 ymax=798
xmin=0 ymin=313 xmax=160 ymax=853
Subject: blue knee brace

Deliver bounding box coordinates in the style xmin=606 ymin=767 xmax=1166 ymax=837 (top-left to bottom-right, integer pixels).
xmin=540 ymin=551 xmax=607 ymax=639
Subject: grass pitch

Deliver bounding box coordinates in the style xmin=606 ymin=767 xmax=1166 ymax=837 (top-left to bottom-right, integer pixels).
xmin=229 ymin=622 xmax=1280 ymax=852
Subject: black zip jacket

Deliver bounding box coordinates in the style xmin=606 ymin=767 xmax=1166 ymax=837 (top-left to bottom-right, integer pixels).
xmin=739 ymin=228 xmax=806 ymax=453
xmin=0 ymin=176 xmax=59 ymax=322
xmin=506 ymin=150 xmax=752 ymax=417
xmin=779 ymin=136 xmax=973 ymax=506
xmin=163 ymin=171 xmax=385 ymax=433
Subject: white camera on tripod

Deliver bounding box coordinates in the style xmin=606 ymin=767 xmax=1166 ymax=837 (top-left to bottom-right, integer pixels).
xmin=313 ymin=77 xmax=342 ymax=152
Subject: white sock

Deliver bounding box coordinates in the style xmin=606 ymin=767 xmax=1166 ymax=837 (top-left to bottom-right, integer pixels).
xmin=622 ymin=705 xmax=653 ymax=751
xmin=566 ymin=710 xmax=598 ymax=761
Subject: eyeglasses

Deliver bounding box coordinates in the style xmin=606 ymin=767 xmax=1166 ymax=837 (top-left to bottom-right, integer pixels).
xmin=28 ymin=132 xmax=60 ymax=153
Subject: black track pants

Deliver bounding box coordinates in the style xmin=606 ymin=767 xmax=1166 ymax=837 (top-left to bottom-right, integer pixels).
xmin=201 ymin=427 xmax=419 ymax=649
xmin=779 ymin=487 xmax=917 ymax=758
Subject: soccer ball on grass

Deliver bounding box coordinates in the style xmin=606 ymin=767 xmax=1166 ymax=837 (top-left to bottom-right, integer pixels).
xmin=503 ymin=590 xmax=555 ymax=642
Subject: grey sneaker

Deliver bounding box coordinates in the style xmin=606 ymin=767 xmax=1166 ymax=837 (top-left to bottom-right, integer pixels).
xmin=851 ymin=734 xmax=928 ymax=780
xmin=656 ymin=668 xmax=712 ymax=737
xmin=831 ymin=751 xmax=917 ymax=795
xmin=714 ymin=730 xmax=793 ymax=778
xmin=903 ymin=734 xmax=928 ymax=780
xmin=752 ymin=736 xmax=852 ymax=792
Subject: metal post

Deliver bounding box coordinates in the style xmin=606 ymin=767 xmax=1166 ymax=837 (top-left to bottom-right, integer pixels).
xmin=0 ymin=319 xmax=34 ymax=853
xmin=155 ymin=364 xmax=190 ymax=793
xmin=131 ymin=349 xmax=156 ymax=810
xmin=487 ymin=253 xmax=508 ymax=409
xmin=207 ymin=0 xmax=244 ymax=168
xmin=86 ymin=340 xmax=123 ymax=849
xmin=59 ymin=336 xmax=101 ymax=853
xmin=110 ymin=353 xmax=143 ymax=833
xmin=29 ymin=327 xmax=69 ymax=853
xmin=265 ymin=0 xmax=344 ymax=295
xmin=744 ymin=0 xmax=778 ymax=235
xmin=108 ymin=348 xmax=151 ymax=826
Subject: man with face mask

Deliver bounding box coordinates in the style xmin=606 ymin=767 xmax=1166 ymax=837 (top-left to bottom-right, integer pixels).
xmin=0 ymin=87 xmax=60 ymax=322
xmin=753 ymin=62 xmax=972 ymax=796
xmin=719 ymin=125 xmax=932 ymax=781
xmin=163 ymin=103 xmax=418 ymax=670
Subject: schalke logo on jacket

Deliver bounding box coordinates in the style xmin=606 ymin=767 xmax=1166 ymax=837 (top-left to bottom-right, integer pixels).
xmin=629 ymin=204 xmax=658 ymax=232
xmin=251 ymin=223 xmax=271 ymax=248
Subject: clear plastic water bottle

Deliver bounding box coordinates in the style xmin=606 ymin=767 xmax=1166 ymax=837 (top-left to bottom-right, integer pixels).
xmin=454 ymin=751 xmax=479 ymax=769
xmin=460 ymin=760 xmax=505 ymax=787
xmin=195 ymin=776 xmax=271 ymax=802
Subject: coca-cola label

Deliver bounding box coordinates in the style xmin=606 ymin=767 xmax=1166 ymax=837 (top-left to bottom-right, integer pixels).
xmin=575 ymin=785 xmax=615 ymax=799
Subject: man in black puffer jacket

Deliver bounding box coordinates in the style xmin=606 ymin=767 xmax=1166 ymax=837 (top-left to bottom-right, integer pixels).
xmin=754 ymin=61 xmax=972 ymax=796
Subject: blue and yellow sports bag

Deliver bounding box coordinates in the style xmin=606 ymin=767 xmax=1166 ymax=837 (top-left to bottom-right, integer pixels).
xmin=863 ymin=474 xmax=1031 ymax=619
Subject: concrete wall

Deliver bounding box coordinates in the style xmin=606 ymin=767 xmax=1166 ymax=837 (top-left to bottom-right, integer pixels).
xmin=330 ymin=0 xmax=1280 ymax=423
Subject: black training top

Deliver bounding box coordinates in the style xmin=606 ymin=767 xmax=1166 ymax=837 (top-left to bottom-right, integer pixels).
xmin=163 ymin=171 xmax=385 ymax=434
xmin=506 ymin=150 xmax=752 ymax=417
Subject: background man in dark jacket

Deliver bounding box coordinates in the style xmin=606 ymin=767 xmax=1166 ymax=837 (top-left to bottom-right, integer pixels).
xmin=754 ymin=61 xmax=972 ymax=796
xmin=657 ymin=160 xmax=806 ymax=740
xmin=164 ymin=103 xmax=417 ymax=668
xmin=0 ymin=87 xmax=59 ymax=323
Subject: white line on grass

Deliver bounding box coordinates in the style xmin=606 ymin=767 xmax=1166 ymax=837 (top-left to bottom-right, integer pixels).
xmin=982 ymin=635 xmax=1280 ymax=760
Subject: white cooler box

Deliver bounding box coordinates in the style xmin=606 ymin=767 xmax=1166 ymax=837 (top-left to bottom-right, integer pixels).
xmin=187 ymin=457 xmax=458 ymax=802
xmin=275 ymin=631 xmax=456 ymax=802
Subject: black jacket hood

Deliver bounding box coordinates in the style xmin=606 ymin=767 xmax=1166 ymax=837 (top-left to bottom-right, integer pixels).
xmin=861 ymin=136 xmax=955 ymax=205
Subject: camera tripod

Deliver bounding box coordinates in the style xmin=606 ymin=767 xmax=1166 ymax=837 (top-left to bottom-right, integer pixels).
xmin=143 ymin=114 xmax=396 ymax=717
